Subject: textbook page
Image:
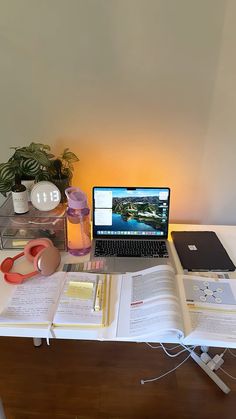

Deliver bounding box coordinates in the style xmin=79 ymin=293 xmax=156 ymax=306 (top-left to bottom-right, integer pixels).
xmin=0 ymin=272 xmax=66 ymax=325
xmin=53 ymin=272 xmax=109 ymax=327
xmin=181 ymin=275 xmax=236 ymax=346
xmin=116 ymin=265 xmax=185 ymax=340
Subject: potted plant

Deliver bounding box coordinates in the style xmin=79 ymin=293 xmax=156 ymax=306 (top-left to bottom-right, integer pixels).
xmin=0 ymin=142 xmax=79 ymax=201
xmin=48 ymin=148 xmax=79 ymax=202
xmin=0 ymin=143 xmax=54 ymax=196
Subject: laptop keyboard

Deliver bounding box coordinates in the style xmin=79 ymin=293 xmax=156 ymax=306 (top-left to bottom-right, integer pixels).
xmin=94 ymin=239 xmax=169 ymax=258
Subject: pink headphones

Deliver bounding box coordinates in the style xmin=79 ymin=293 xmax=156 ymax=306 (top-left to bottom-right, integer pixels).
xmin=0 ymin=238 xmax=61 ymax=284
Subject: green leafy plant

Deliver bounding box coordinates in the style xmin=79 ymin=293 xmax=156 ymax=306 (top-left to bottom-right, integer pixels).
xmin=0 ymin=142 xmax=79 ymax=196
xmin=48 ymin=149 xmax=79 ymax=202
xmin=49 ymin=148 xmax=79 ymax=181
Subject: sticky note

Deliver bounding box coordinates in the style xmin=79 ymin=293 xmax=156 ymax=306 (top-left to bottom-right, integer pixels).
xmin=63 ymin=260 xmax=105 ymax=272
xmin=66 ymin=281 xmax=93 ymax=299
xmin=12 ymin=240 xmax=29 ymax=247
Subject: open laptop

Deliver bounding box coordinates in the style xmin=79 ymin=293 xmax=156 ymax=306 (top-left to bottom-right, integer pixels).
xmin=91 ymin=186 xmax=175 ymax=273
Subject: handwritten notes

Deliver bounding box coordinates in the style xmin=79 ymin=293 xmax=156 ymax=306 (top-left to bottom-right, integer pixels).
xmin=0 ymin=273 xmax=66 ymax=324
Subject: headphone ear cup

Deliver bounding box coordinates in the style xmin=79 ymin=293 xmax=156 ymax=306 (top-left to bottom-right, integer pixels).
xmin=0 ymin=239 xmax=59 ymax=284
xmin=24 ymin=238 xmax=54 ymax=262
xmin=34 ymin=246 xmax=61 ymax=276
xmin=0 ymin=257 xmax=14 ymax=273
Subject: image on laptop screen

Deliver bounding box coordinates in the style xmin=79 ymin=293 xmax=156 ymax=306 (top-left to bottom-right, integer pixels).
xmin=93 ymin=187 xmax=170 ymax=239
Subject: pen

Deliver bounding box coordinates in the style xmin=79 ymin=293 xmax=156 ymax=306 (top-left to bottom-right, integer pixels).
xmin=92 ymin=275 xmax=99 ymax=310
xmin=94 ymin=280 xmax=102 ymax=312
xmin=92 ymin=275 xmax=102 ymax=312
xmin=92 ymin=275 xmax=100 ymax=311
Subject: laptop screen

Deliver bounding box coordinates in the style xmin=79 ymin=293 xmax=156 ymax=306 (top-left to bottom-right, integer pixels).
xmin=92 ymin=187 xmax=170 ymax=239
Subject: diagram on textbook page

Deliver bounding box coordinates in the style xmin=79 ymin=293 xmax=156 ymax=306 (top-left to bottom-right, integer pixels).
xmin=182 ymin=276 xmax=236 ymax=343
xmin=183 ymin=278 xmax=236 ymax=305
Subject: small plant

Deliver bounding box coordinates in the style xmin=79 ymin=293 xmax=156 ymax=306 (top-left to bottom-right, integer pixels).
xmin=0 ymin=142 xmax=79 ymax=196
xmin=49 ymin=148 xmax=79 ymax=181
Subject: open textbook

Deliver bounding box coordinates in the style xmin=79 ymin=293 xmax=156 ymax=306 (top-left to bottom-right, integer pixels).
xmin=1 ymin=265 xmax=236 ymax=345
xmin=116 ymin=265 xmax=236 ymax=345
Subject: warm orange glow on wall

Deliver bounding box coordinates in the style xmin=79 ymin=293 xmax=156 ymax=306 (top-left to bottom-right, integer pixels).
xmin=56 ymin=127 xmax=204 ymax=224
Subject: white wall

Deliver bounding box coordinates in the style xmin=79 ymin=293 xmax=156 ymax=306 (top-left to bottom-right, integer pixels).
xmin=199 ymin=0 xmax=236 ymax=224
xmin=0 ymin=0 xmax=235 ymax=225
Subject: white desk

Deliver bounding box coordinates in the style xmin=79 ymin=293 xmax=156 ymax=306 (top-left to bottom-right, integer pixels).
xmin=0 ymin=224 xmax=236 ymax=347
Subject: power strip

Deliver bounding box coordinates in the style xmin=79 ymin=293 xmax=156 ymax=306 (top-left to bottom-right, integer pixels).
xmin=191 ymin=351 xmax=230 ymax=394
xmin=200 ymin=352 xmax=224 ymax=371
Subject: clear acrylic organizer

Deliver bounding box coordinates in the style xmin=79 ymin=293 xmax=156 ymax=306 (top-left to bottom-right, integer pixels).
xmin=0 ymin=195 xmax=67 ymax=250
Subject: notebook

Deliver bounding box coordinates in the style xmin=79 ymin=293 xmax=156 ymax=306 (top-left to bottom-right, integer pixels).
xmin=91 ymin=187 xmax=175 ymax=273
xmin=171 ymin=231 xmax=236 ymax=272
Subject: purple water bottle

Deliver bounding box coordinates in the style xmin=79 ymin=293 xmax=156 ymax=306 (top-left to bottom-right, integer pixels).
xmin=65 ymin=187 xmax=91 ymax=256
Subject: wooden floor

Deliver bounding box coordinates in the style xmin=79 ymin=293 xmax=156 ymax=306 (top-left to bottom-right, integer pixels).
xmin=0 ymin=338 xmax=236 ymax=419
